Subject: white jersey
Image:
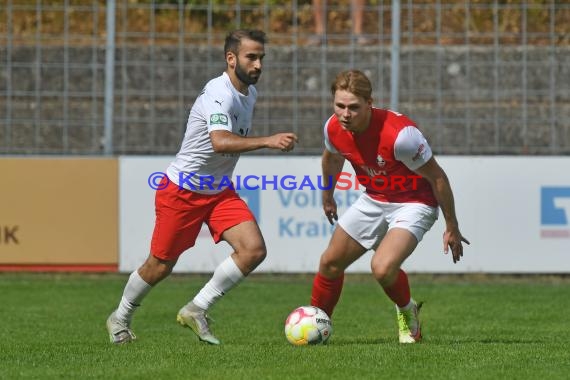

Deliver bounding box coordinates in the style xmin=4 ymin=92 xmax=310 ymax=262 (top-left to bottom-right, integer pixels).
xmin=166 ymin=72 xmax=257 ymax=194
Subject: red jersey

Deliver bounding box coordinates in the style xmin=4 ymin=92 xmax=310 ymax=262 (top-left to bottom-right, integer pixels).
xmin=324 ymin=108 xmax=438 ymax=207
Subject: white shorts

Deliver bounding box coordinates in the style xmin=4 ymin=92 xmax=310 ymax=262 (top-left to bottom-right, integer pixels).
xmin=338 ymin=193 xmax=439 ymax=250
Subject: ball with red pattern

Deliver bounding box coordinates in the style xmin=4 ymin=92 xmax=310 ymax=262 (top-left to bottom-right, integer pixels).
xmin=284 ymin=306 xmax=332 ymax=345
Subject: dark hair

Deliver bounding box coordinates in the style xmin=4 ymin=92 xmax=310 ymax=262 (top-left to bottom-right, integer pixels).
xmin=331 ymin=70 xmax=372 ymax=101
xmin=224 ymin=30 xmax=267 ymax=55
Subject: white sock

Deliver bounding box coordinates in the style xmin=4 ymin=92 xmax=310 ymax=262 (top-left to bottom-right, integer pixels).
xmin=396 ymin=298 xmax=415 ymax=312
xmin=191 ymin=256 xmax=245 ymax=311
xmin=115 ymin=270 xmax=152 ymax=323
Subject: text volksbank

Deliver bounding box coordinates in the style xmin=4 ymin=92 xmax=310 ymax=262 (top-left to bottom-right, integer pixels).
xmin=275 ymin=188 xmax=360 ymax=238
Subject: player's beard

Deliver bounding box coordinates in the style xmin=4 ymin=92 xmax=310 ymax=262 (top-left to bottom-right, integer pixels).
xmin=235 ymin=58 xmax=260 ymax=86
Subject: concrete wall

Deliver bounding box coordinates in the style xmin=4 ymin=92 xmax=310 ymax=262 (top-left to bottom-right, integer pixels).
xmin=1 ymin=46 xmax=569 ymax=155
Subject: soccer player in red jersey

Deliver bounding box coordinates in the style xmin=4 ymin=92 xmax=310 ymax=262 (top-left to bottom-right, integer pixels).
xmin=310 ymin=69 xmax=469 ymax=343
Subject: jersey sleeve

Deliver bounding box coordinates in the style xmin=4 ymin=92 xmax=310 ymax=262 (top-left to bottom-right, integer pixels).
xmin=323 ymin=117 xmax=339 ymax=153
xmin=393 ymin=126 xmax=433 ymax=171
xmin=204 ymin=89 xmax=234 ymax=133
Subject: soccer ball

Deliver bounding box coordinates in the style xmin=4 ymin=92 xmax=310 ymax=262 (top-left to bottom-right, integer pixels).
xmin=284 ymin=306 xmax=332 ymax=345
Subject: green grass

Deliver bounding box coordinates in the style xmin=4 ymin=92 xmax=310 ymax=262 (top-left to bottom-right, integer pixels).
xmin=1 ymin=273 xmax=569 ymax=379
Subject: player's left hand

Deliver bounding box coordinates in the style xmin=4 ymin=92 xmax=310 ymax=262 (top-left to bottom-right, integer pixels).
xmin=443 ymin=228 xmax=470 ymax=264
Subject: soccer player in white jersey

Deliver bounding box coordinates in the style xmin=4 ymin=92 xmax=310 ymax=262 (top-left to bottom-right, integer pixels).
xmin=106 ymin=30 xmax=298 ymax=345
xmin=310 ymin=70 xmax=469 ymax=343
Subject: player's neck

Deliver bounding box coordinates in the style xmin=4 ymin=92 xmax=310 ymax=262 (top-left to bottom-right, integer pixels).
xmin=226 ymin=70 xmax=249 ymax=96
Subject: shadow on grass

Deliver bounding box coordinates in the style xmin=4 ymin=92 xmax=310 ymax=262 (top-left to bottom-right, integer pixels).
xmin=329 ymin=337 xmax=395 ymax=345
xmin=330 ymin=336 xmax=545 ymax=345
xmin=426 ymin=337 xmax=544 ymax=344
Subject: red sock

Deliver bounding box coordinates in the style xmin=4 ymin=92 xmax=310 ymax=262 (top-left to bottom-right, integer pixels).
xmin=310 ymin=272 xmax=344 ymax=317
xmin=382 ymin=269 xmax=411 ymax=307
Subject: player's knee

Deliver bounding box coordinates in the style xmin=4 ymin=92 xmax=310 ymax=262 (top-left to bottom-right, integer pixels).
xmin=140 ymin=256 xmax=175 ymax=284
xmin=239 ymin=241 xmax=267 ymax=265
xmin=319 ymin=255 xmax=345 ymax=278
xmin=371 ymin=262 xmax=397 ymax=285
xmin=251 ymin=245 xmax=267 ymax=263
xmin=156 ymin=265 xmax=173 ymax=280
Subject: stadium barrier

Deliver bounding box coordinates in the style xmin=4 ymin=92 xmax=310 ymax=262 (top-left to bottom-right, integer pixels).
xmin=2 ymin=156 xmax=568 ymax=273
xmin=0 ymin=158 xmax=118 ymax=271
xmin=120 ymin=156 xmax=570 ymax=274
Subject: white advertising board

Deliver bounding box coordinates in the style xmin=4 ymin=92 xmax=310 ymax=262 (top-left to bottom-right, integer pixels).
xmin=120 ymin=156 xmax=570 ymax=273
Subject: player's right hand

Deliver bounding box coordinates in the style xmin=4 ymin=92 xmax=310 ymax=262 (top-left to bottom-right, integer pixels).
xmin=323 ymin=196 xmax=338 ymax=225
xmin=268 ymin=132 xmax=298 ymax=152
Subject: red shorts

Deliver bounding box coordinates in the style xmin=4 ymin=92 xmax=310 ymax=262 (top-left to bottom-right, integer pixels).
xmin=150 ymin=178 xmax=256 ymax=260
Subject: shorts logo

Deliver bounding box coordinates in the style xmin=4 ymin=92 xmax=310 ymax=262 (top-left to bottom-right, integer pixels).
xmin=210 ymin=113 xmax=228 ymax=126
xmin=540 ymin=186 xmax=570 ymax=238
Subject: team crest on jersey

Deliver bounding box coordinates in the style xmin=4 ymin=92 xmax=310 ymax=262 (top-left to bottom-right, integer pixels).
xmin=376 ymin=155 xmax=386 ymax=167
xmin=210 ymin=113 xmax=228 ymax=126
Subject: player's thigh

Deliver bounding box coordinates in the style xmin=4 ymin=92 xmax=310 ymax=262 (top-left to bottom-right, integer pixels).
xmin=320 ymin=226 xmax=367 ymax=272
xmin=208 ymin=188 xmax=258 ymax=246
xmin=371 ymin=203 xmax=437 ymax=273
xmin=150 ymin=180 xmax=208 ymax=261
xmin=221 ymin=220 xmax=266 ymax=255
xmin=371 ymin=227 xmax=418 ymax=274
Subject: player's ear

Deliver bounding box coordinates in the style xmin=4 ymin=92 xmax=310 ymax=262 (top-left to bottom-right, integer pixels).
xmin=226 ymin=51 xmax=236 ymax=69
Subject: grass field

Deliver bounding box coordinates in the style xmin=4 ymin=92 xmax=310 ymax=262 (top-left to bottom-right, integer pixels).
xmin=2 ymin=273 xmax=569 ymax=379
